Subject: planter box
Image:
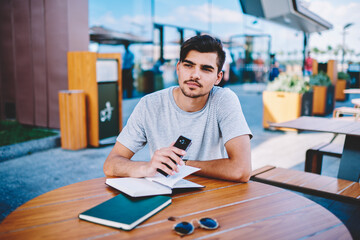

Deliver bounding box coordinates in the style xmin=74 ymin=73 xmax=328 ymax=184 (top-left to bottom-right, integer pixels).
xmin=335 ymin=79 xmax=349 ymax=101
xmin=312 ymin=85 xmax=335 ymax=116
xmin=263 ymin=91 xmax=313 ymax=130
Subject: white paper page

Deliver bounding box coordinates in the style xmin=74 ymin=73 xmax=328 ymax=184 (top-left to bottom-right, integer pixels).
xmin=106 ymin=178 xmax=172 ymax=197
xmin=172 ymin=179 xmax=204 ymax=189
xmin=145 ymin=165 xmax=200 ymax=188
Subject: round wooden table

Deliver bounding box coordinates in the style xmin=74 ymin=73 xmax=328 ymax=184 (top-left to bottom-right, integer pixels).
xmin=0 ymin=176 xmax=352 ymax=239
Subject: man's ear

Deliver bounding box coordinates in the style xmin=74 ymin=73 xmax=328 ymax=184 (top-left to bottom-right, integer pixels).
xmin=215 ymin=71 xmax=223 ymax=85
xmin=176 ymin=61 xmax=180 ymax=75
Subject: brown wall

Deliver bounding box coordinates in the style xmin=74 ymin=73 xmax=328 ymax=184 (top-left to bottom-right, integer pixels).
xmin=0 ymin=0 xmax=89 ymax=128
xmin=0 ymin=0 xmax=17 ymax=121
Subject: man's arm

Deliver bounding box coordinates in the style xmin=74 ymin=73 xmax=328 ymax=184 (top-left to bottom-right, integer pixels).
xmin=185 ymin=135 xmax=251 ymax=182
xmin=103 ymin=141 xmax=186 ymax=178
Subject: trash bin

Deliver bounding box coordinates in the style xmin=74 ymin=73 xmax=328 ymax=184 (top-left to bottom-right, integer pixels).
xmin=96 ymin=59 xmax=120 ymax=145
xmin=58 ymin=90 xmax=87 ymax=150
xmin=68 ymin=52 xmax=122 ymax=147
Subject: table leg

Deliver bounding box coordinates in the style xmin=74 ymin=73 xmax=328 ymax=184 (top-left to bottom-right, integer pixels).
xmin=305 ymin=149 xmax=323 ymax=174
xmin=337 ymin=135 xmax=360 ymax=182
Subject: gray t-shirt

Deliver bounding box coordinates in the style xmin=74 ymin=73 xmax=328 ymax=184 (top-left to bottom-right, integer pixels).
xmin=117 ymin=86 xmax=252 ymax=161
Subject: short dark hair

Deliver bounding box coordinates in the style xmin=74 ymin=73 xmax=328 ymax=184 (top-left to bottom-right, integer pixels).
xmin=179 ymin=35 xmax=226 ymax=73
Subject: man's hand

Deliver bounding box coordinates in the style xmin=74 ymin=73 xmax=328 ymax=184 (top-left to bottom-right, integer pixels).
xmin=144 ymin=144 xmax=186 ymax=177
xmin=103 ymin=142 xmax=187 ymax=178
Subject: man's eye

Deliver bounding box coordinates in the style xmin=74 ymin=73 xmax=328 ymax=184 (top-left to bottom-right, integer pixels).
xmin=202 ymin=68 xmax=212 ymax=72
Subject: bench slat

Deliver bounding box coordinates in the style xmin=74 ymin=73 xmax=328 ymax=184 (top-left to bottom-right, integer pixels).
xmin=280 ymin=171 xmax=319 ymax=186
xmin=251 ymin=166 xmax=359 ymax=203
xmin=318 ymin=142 xmax=343 ymax=156
xmin=250 ymin=165 xmax=275 ymax=177
xmin=339 ymin=182 xmax=360 ymax=198
xmin=320 ymin=179 xmax=354 ymax=194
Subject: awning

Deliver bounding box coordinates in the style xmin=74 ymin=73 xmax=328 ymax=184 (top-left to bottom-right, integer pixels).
xmin=89 ymin=26 xmax=152 ymax=45
xmin=239 ymin=0 xmax=333 ymax=33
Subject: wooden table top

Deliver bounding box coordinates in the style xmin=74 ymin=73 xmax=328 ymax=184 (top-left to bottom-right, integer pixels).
xmin=0 ymin=176 xmax=352 ymax=239
xmin=270 ymin=116 xmax=360 ymax=136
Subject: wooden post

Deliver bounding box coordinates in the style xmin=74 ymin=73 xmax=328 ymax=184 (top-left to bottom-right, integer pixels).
xmin=327 ymin=60 xmax=338 ymax=85
xmin=312 ymin=59 xmax=318 ymax=75
xmin=312 ymin=86 xmax=327 ymax=115
xmin=59 ymin=90 xmax=87 ymax=150
xmin=335 ymin=79 xmax=347 ymax=101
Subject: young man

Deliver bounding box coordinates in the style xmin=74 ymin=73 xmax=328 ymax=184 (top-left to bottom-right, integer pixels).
xmin=122 ymin=42 xmax=135 ymax=98
xmin=104 ymin=35 xmax=252 ymax=182
xmin=304 ymin=51 xmax=313 ymax=76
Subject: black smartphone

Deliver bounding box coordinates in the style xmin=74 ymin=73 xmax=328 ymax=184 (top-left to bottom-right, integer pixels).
xmin=157 ymin=136 xmax=192 ymax=177
xmin=173 ymin=135 xmax=192 ymax=156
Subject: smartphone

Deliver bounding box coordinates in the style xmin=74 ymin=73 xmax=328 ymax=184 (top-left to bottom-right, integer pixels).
xmin=157 ymin=135 xmax=192 ymax=177
xmin=173 ymin=135 xmax=192 ymax=157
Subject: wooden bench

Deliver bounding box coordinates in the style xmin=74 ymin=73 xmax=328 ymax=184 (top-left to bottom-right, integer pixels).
xmin=305 ymin=141 xmax=343 ymax=174
xmin=333 ymin=106 xmax=360 ymax=121
xmin=251 ymin=166 xmax=360 ymax=204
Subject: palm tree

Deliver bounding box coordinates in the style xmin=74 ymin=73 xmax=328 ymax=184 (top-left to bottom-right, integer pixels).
xmin=333 ymin=45 xmax=342 ymax=62
xmin=312 ymin=47 xmax=320 ymax=59
xmin=326 ymin=45 xmax=333 ymax=58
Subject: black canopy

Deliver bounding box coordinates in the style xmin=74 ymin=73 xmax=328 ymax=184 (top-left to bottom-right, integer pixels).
xmin=89 ymin=26 xmax=152 ymax=45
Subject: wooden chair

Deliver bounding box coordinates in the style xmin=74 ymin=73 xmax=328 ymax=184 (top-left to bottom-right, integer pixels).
xmin=336 ymin=89 xmax=360 ymax=120
xmin=351 ymin=98 xmax=360 ymax=107
xmin=305 ymin=141 xmax=343 ymax=174
xmin=333 ymin=106 xmax=360 ymax=121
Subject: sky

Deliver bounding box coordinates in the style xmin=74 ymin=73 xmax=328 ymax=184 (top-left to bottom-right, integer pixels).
xmin=307 ymin=0 xmax=360 ymax=60
xmin=89 ymin=0 xmax=360 ymax=62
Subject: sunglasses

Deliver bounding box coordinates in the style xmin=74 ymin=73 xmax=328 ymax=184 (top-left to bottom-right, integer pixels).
xmin=173 ymin=217 xmax=219 ymax=236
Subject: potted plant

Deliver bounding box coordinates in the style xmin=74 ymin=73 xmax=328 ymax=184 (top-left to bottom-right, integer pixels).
xmin=309 ymin=71 xmax=334 ymax=115
xmin=263 ymin=73 xmax=312 ymax=129
xmin=336 ymin=72 xmax=350 ymax=101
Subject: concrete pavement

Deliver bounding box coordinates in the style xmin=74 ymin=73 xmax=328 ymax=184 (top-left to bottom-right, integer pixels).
xmin=0 ymin=83 xmax=356 ymax=222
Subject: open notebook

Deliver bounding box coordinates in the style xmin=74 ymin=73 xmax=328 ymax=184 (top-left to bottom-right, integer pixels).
xmin=106 ymin=165 xmax=204 ymax=197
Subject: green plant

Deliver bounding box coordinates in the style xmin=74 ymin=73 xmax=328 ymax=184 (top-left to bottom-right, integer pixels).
xmin=309 ymin=71 xmax=331 ymax=86
xmin=266 ymin=73 xmax=310 ymax=93
xmin=0 ymin=120 xmax=58 ymax=146
xmin=338 ymin=72 xmax=350 ymax=81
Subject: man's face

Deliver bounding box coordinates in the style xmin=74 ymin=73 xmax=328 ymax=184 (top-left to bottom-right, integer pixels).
xmin=176 ymin=50 xmax=223 ymax=98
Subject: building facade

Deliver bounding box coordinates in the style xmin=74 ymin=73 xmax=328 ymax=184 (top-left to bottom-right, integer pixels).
xmin=0 ymin=0 xmax=331 ymax=128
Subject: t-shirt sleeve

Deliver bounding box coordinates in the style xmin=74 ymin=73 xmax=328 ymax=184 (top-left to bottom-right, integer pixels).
xmin=116 ymin=98 xmax=147 ymax=153
xmin=217 ymin=89 xmax=252 ymax=144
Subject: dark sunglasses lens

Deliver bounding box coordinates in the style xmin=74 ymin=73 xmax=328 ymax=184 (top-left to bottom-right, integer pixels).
xmin=199 ymin=218 xmax=218 ymax=229
xmin=174 ymin=222 xmax=194 ymax=235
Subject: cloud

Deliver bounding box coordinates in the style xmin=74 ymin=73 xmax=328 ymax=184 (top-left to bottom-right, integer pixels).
xmin=92 ymin=11 xmax=117 ymax=26
xmin=92 ymin=11 xmax=152 ymax=35
xmin=156 ymin=3 xmax=243 ymax=25
xmin=308 ymin=1 xmax=360 ymax=55
xmin=309 ymin=1 xmax=360 ymax=31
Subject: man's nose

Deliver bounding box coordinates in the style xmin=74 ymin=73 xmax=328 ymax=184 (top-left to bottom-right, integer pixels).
xmin=190 ymin=67 xmax=201 ymax=80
